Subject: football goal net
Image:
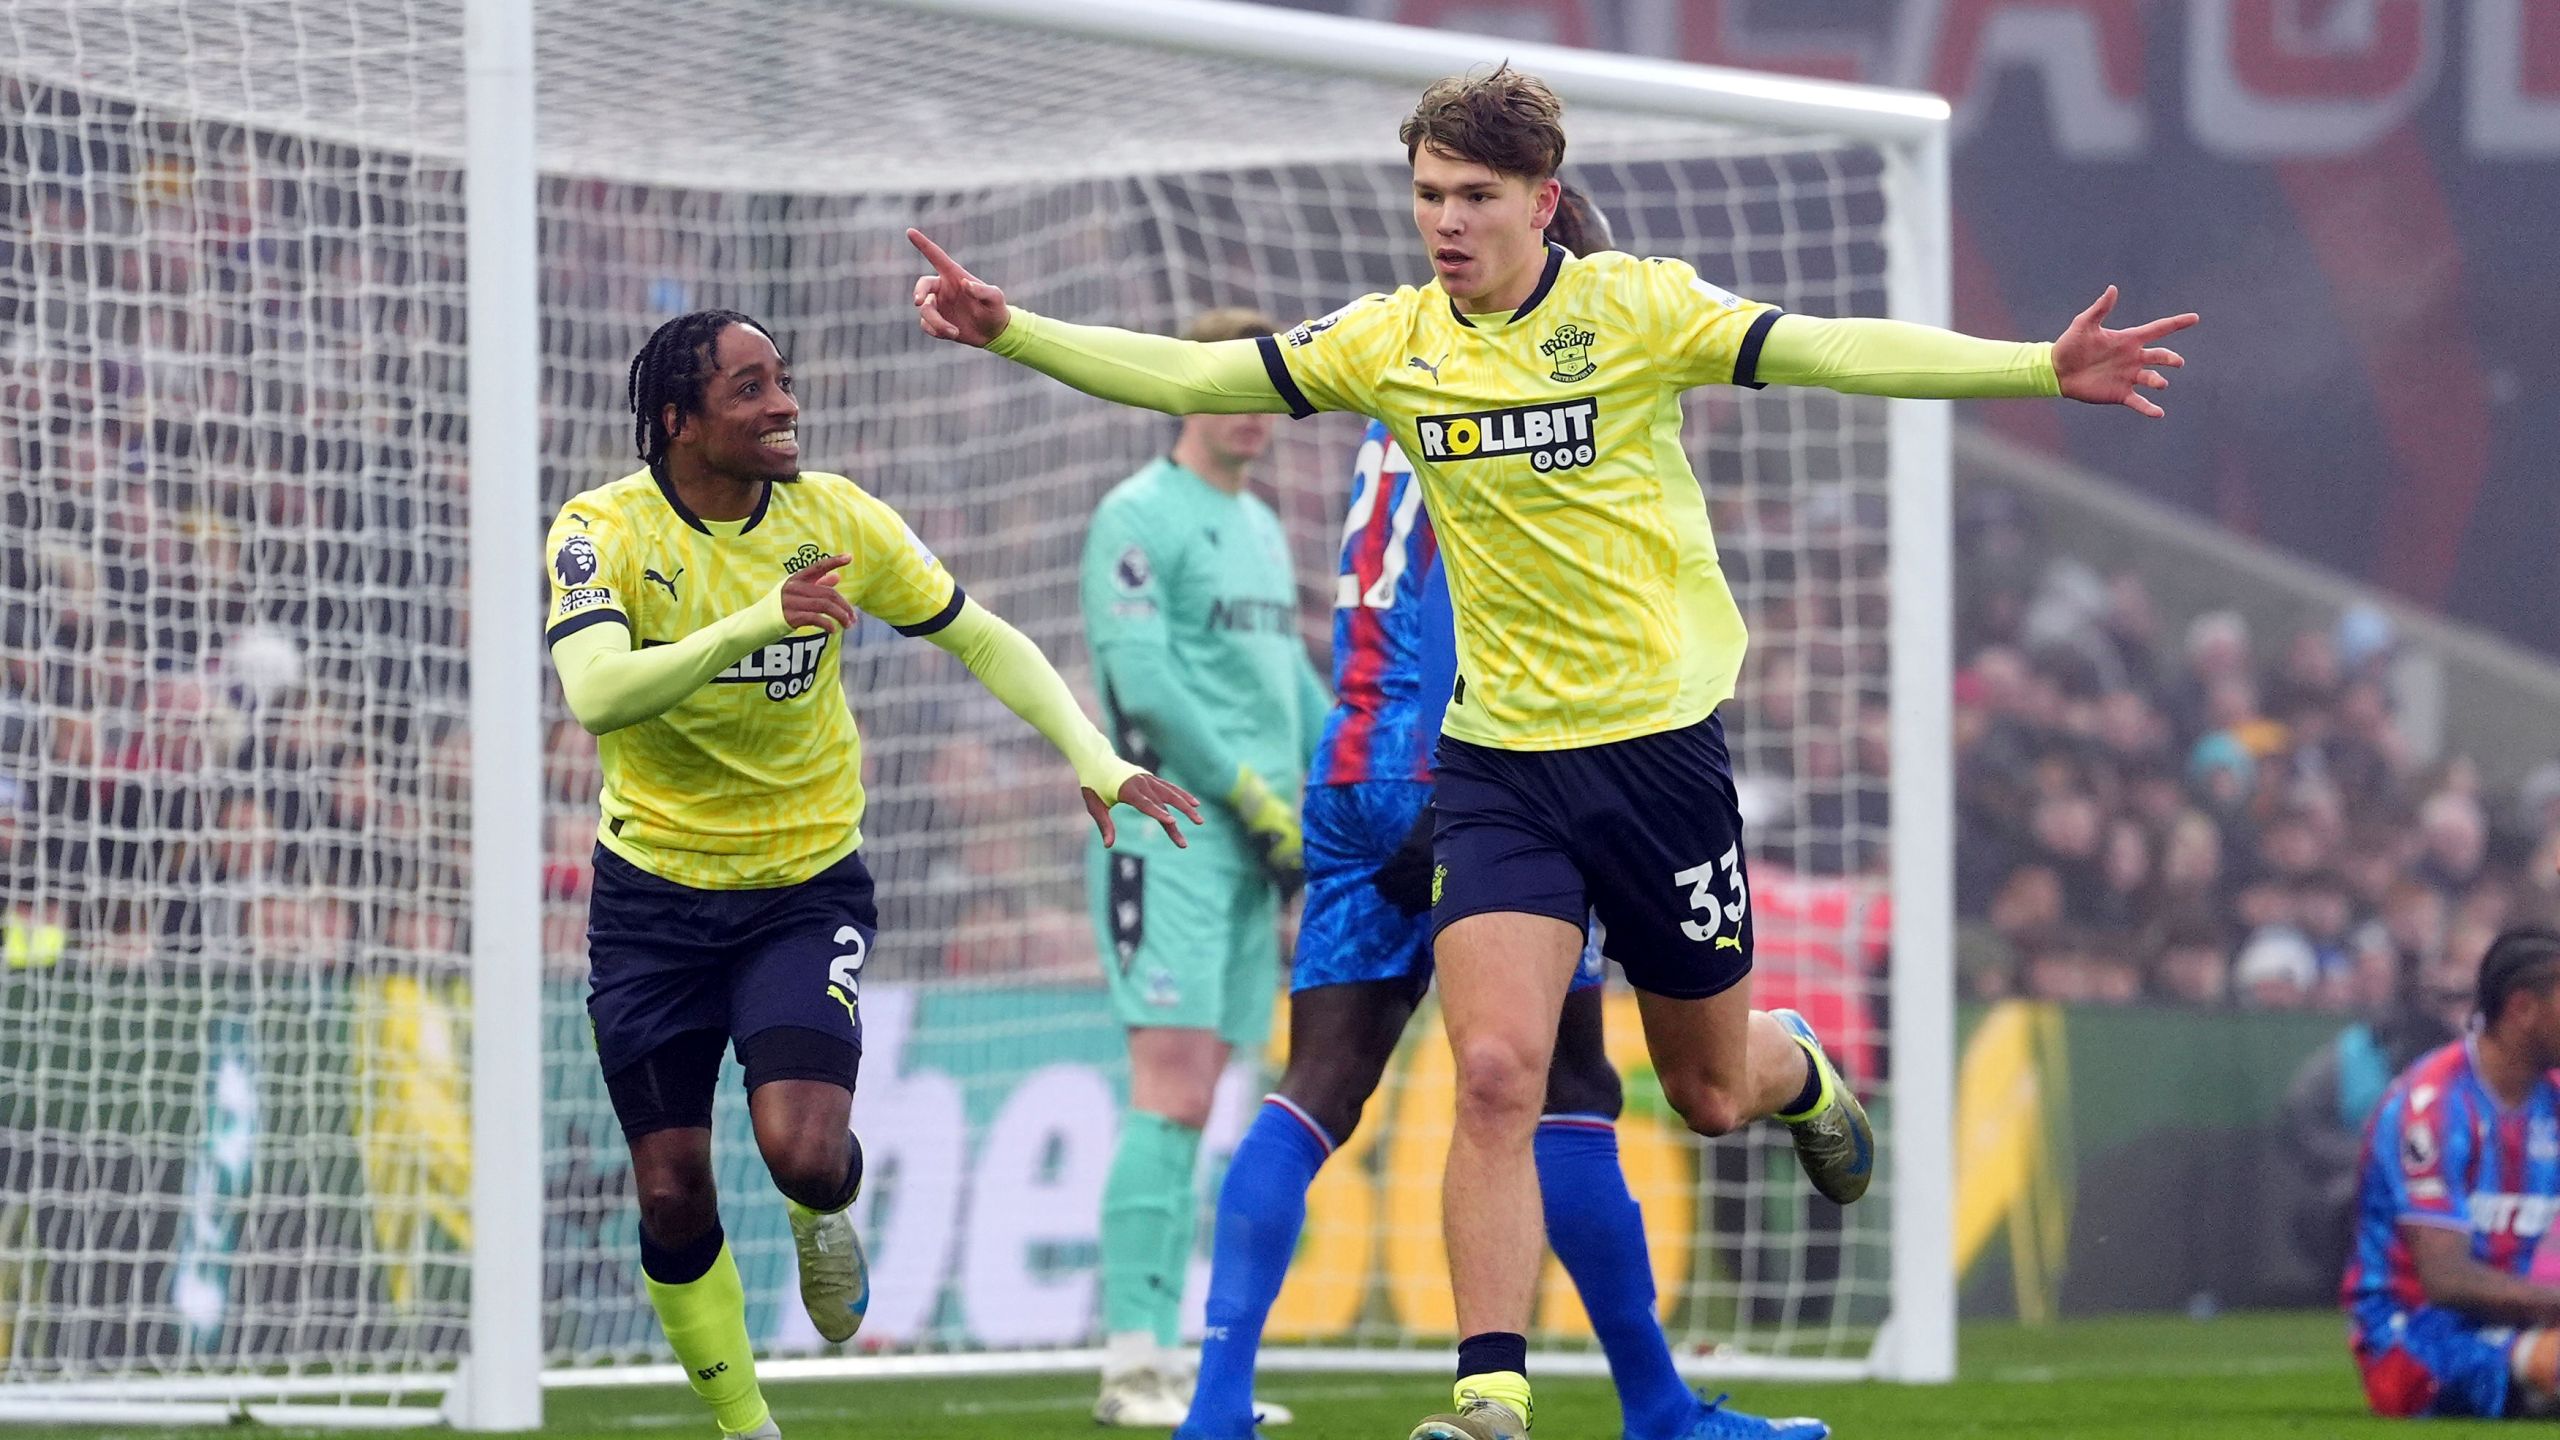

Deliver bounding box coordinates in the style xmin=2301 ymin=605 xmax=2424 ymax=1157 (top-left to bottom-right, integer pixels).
xmin=0 ymin=0 xmax=1952 ymax=1425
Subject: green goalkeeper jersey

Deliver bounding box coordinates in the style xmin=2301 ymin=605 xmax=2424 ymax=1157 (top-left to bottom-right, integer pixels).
xmin=1080 ymin=457 xmax=1328 ymax=856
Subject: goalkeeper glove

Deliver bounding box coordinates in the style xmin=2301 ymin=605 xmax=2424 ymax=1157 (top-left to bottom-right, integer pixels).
xmin=1369 ymin=797 xmax=1436 ymax=917
xmin=1227 ymin=767 xmax=1304 ymax=893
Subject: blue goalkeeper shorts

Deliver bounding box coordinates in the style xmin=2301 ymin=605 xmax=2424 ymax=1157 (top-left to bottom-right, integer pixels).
xmin=1294 ymin=779 xmax=1602 ymax=999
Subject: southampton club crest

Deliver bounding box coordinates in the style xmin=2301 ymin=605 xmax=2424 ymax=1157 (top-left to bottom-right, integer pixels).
xmin=1540 ymin=323 xmax=1597 ymax=383
xmin=553 ymin=533 xmax=600 ymax=588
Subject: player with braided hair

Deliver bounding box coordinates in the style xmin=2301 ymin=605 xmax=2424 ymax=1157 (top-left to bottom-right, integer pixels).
xmin=625 ymin=307 xmax=771 ymax=477
xmin=548 ymin=311 xmax=1199 ymax=1440
xmin=1173 ymin=186 xmax=1823 ymax=1440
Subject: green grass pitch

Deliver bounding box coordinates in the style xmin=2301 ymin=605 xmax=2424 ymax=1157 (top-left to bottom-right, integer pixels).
xmin=92 ymin=1310 xmax=2511 ymax=1438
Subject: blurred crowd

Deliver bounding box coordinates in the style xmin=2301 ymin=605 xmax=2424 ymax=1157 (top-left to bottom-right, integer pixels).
xmin=0 ymin=107 xmax=476 ymax=976
xmin=1951 ymin=485 xmax=2560 ymax=1013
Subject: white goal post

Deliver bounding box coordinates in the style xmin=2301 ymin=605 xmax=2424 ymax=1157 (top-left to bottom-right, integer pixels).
xmin=0 ymin=0 xmax=1952 ymax=1428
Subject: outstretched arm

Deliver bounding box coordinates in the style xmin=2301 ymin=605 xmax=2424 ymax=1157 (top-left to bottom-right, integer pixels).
xmin=551 ymin=557 xmax=853 ymax=734
xmin=922 ymin=597 xmax=1202 ymax=847
xmin=910 ymin=228 xmax=1289 ymax=417
xmin=1758 ymin=286 xmax=2195 ymax=417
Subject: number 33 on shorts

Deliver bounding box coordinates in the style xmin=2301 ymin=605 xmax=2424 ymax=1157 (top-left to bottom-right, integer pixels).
xmin=1673 ymin=845 xmax=1748 ymax=950
xmin=826 ymin=924 xmax=866 ymax=1023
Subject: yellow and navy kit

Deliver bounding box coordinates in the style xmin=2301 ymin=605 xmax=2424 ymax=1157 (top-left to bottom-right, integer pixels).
xmin=543 ymin=469 xmax=959 ymax=888
xmin=1258 ymin=245 xmax=1777 ymax=751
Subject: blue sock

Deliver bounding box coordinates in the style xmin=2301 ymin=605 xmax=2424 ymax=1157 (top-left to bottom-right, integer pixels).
xmin=1180 ymin=1098 xmax=1334 ymax=1439
xmin=1536 ymin=1117 xmax=1698 ymax=1440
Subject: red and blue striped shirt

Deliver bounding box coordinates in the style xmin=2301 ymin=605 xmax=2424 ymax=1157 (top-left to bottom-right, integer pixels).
xmin=2345 ymin=1039 xmax=2560 ymax=1333
xmin=1312 ymin=421 xmax=1454 ymax=787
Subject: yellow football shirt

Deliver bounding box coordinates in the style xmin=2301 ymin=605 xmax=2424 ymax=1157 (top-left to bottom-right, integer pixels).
xmin=543 ymin=469 xmax=960 ymax=889
xmin=1259 ymin=245 xmax=1779 ymax=751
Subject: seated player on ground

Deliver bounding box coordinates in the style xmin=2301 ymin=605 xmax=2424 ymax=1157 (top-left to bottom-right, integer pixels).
xmin=1175 ymin=187 xmax=1824 ymax=1440
xmin=548 ymin=312 xmax=1196 ymax=1440
xmin=2347 ymin=928 xmax=2560 ymax=1419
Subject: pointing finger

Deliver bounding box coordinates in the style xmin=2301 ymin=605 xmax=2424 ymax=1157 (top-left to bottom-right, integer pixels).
xmin=2134 ymin=312 xmax=2201 ymax=341
xmin=907 ymin=228 xmax=968 ymax=284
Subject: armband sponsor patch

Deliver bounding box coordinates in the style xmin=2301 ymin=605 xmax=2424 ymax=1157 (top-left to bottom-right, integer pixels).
xmin=1690 ymin=276 xmax=1745 ymax=310
xmin=554 ymin=586 xmax=613 ymax=617
xmin=899 ymin=519 xmax=938 ymax=566
xmin=2403 ymin=1118 xmax=2439 ymax=1175
xmin=1284 ymin=299 xmax=1364 ymax=348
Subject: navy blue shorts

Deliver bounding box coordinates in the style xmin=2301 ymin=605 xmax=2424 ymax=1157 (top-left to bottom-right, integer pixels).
xmin=1295 ymin=780 xmax=1603 ymax=999
xmin=586 ymin=845 xmax=873 ymax=1124
xmin=1431 ymin=714 xmax=1752 ymax=1000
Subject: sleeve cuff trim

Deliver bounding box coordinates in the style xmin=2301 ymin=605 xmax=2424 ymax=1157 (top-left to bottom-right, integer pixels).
xmin=546 ymin=608 xmax=628 ymax=646
xmin=893 ymin=585 xmax=967 ymax=637
xmin=1257 ymin=335 xmax=1317 ymax=420
xmin=1732 ymin=308 xmax=1784 ymax=391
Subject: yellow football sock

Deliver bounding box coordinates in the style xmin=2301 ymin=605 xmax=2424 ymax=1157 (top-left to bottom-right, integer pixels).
xmin=1455 ymin=1369 xmax=1534 ymax=1425
xmin=645 ymin=1241 xmax=768 ymax=1435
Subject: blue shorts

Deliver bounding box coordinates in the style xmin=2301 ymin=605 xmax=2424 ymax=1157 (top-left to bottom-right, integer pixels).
xmin=585 ymin=844 xmax=873 ymax=1094
xmin=2355 ymin=1306 xmax=2516 ymax=1418
xmin=1431 ymin=714 xmax=1752 ymax=1000
xmin=1295 ymin=780 xmax=1602 ymax=998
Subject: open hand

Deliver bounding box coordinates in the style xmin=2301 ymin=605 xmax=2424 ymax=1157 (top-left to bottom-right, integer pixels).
xmin=1085 ymin=773 xmax=1203 ymax=848
xmin=2053 ymin=286 xmax=2198 ymax=419
xmin=780 ymin=554 xmax=855 ymax=632
xmin=909 ymin=229 xmax=1013 ymax=348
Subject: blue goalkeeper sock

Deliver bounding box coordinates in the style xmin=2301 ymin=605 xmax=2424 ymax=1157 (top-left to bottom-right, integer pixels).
xmin=1180 ymin=1097 xmax=1335 ymax=1439
xmin=1536 ymin=1116 xmax=1697 ymax=1440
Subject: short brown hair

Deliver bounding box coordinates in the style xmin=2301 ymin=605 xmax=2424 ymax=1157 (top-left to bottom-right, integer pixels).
xmin=1400 ymin=64 xmax=1565 ymax=180
xmin=1183 ymin=306 xmax=1277 ymax=345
